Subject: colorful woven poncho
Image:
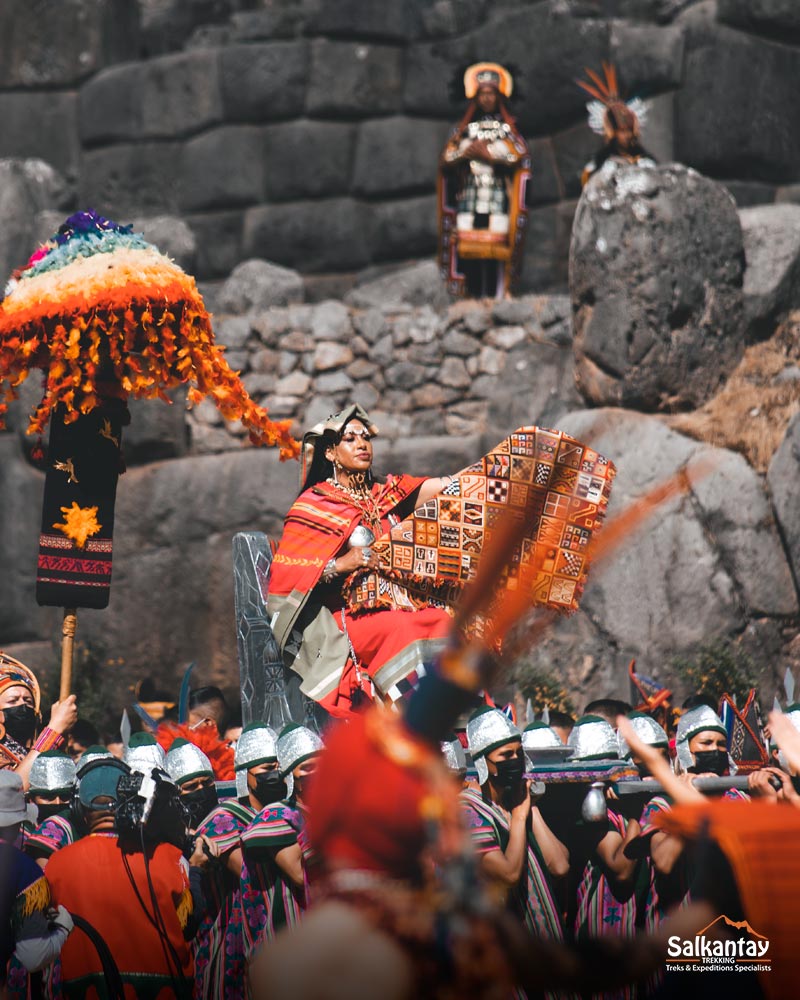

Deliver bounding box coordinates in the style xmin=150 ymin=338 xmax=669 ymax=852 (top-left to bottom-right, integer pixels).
xmin=0 ymin=210 xmax=298 ymax=459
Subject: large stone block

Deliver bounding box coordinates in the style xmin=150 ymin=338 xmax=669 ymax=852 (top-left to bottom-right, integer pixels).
xmin=527 ymin=138 xmax=562 ymax=208
xmin=475 ymin=3 xmax=610 ymax=135
xmin=0 ymin=92 xmax=79 ymax=178
xmin=718 ymin=0 xmax=800 ymax=39
xmin=244 ymin=199 xmax=371 ymax=272
xmin=307 ymin=40 xmax=403 ymax=118
xmin=219 ymin=43 xmax=309 ymax=123
xmin=312 ymin=0 xmax=423 ymax=40
xmin=0 ymin=0 xmax=140 ymax=88
xmin=352 ymin=117 xmax=448 ymax=197
xmin=186 ymin=211 xmax=244 ymax=280
xmin=139 ymin=50 xmax=223 ymax=139
xmin=676 ymin=25 xmax=800 ymax=183
xmin=179 ymin=126 xmax=265 ymax=212
xmin=0 ymin=160 xmax=68 ymax=287
xmin=368 ymin=195 xmax=438 ymax=261
xmin=124 ymin=387 xmax=189 ymax=466
xmin=739 ymin=204 xmax=800 ymax=340
xmin=140 ymin=0 xmax=249 ymax=57
xmin=403 ymin=38 xmax=476 ymax=117
xmin=263 ymin=121 xmax=356 ymax=201
xmin=610 ymin=21 xmax=685 ymax=94
xmin=552 ymin=120 xmax=600 ymax=199
xmin=516 ymin=201 xmax=576 ymax=294
xmin=79 ymin=143 xmax=183 ymax=216
xmin=570 ymin=162 xmax=744 ymax=411
xmin=79 ymin=63 xmax=144 ymax=145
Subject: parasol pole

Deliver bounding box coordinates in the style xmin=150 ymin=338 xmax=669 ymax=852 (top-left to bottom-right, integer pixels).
xmin=60 ymin=607 xmax=77 ymax=700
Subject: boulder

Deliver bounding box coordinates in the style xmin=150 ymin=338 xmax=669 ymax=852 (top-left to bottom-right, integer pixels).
xmin=306 ymin=40 xmax=403 ymax=118
xmin=0 ymin=160 xmax=68 ymax=287
xmin=739 ymin=204 xmax=800 ymax=340
xmin=129 ymin=215 xmax=197 ymax=271
xmin=570 ymin=161 xmax=745 ymax=411
xmin=520 ymin=409 xmax=797 ymax=700
xmin=345 ymin=261 xmax=448 ymax=310
xmin=0 ymin=0 xmax=140 ymax=88
xmin=768 ymin=412 xmax=800 ymax=587
xmin=217 ymin=259 xmax=304 ymax=314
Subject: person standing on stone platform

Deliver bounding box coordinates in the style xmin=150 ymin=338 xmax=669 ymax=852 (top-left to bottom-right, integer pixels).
xmin=577 ymin=62 xmax=655 ymax=186
xmin=438 ymin=62 xmax=530 ymax=299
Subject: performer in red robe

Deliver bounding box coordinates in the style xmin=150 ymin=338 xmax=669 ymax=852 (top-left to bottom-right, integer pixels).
xmin=267 ymin=405 xmax=454 ymax=718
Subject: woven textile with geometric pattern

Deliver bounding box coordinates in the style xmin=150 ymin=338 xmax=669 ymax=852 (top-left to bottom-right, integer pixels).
xmin=346 ymin=425 xmax=616 ymax=632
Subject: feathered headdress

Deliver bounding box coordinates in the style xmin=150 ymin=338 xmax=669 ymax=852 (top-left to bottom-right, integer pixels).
xmin=577 ymin=62 xmax=647 ymax=137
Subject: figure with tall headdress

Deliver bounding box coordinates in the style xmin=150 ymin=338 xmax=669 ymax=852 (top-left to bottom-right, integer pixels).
xmin=577 ymin=63 xmax=655 ymax=186
xmin=438 ymin=62 xmax=531 ymax=299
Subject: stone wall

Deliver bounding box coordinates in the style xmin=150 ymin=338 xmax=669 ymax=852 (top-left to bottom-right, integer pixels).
xmin=1 ymin=0 xmax=799 ymax=296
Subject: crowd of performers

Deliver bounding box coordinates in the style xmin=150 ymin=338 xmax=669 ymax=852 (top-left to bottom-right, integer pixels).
xmin=3 ymin=648 xmax=800 ymax=1000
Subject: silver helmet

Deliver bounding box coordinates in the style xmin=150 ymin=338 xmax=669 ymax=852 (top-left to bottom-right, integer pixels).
xmin=124 ymin=733 xmax=167 ymax=775
xmin=568 ymin=715 xmax=620 ymax=761
xmin=165 ymin=738 xmax=214 ymax=786
xmin=675 ymin=704 xmax=727 ymax=773
xmin=466 ymin=707 xmax=522 ymax=785
xmin=76 ymin=745 xmax=113 ymax=773
xmin=522 ymin=722 xmax=562 ymax=751
xmin=29 ymin=751 xmax=76 ymax=795
xmin=234 ymin=723 xmax=278 ymax=799
xmin=617 ymin=712 xmax=669 ymax=759
xmin=440 ymin=735 xmax=467 ymax=775
xmin=277 ymin=724 xmax=324 ymax=798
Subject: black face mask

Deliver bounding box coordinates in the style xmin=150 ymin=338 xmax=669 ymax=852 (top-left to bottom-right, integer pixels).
xmin=35 ymin=801 xmax=67 ymax=823
xmin=253 ymin=772 xmax=286 ymax=806
xmin=493 ymin=756 xmax=525 ymax=790
xmin=689 ymin=750 xmax=728 ymax=776
xmin=3 ymin=705 xmax=37 ymax=744
xmin=182 ymin=785 xmax=218 ymax=828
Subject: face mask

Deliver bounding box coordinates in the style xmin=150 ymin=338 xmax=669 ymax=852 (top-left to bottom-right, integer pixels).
xmin=253 ymin=772 xmax=286 ymax=806
xmin=182 ymin=785 xmax=218 ymax=828
xmin=689 ymin=750 xmax=728 ymax=776
xmin=492 ymin=756 xmax=525 ymax=790
xmin=36 ymin=801 xmax=66 ymax=823
xmin=3 ymin=704 xmax=37 ymax=744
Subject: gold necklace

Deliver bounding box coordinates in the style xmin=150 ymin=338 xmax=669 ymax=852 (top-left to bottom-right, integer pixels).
xmin=327 ymin=475 xmax=382 ymax=530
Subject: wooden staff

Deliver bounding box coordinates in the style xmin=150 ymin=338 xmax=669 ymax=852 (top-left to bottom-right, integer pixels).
xmin=60 ymin=607 xmax=77 ymax=700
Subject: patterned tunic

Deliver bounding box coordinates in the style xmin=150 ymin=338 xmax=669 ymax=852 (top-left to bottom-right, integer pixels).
xmin=193 ymin=801 xmax=254 ymax=1000
xmin=239 ymin=800 xmax=309 ymax=961
xmin=574 ymin=810 xmax=645 ymax=1000
xmin=460 ymin=788 xmax=564 ymax=942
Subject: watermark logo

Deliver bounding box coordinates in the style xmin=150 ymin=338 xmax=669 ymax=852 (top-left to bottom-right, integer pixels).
xmin=666 ymin=915 xmax=771 ymax=974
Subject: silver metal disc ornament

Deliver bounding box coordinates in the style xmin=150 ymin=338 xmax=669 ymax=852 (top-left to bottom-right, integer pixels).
xmin=348 ymin=525 xmax=375 ymax=549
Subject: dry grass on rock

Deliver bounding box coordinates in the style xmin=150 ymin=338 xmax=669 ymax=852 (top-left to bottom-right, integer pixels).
xmin=667 ymin=311 xmax=800 ymax=472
